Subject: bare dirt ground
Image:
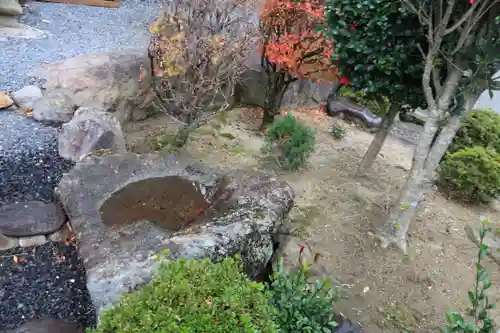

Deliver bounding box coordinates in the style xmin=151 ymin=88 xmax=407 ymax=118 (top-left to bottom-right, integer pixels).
xmin=125 ymin=107 xmax=500 ymax=333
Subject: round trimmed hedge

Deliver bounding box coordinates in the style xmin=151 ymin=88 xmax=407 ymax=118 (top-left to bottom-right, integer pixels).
xmin=90 ymin=256 xmax=278 ymax=333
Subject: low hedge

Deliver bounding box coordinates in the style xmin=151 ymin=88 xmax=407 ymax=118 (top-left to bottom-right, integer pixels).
xmin=91 ymin=255 xmax=278 ymax=333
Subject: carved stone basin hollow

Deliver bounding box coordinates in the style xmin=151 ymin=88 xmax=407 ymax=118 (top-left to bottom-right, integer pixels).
xmin=99 ymin=176 xmax=227 ymax=231
xmin=56 ymin=152 xmax=294 ymax=316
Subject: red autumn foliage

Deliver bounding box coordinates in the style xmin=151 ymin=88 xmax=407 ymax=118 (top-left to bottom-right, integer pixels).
xmin=259 ymin=0 xmax=337 ymax=83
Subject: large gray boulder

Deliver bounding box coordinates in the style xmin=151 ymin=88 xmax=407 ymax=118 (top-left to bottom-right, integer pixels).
xmin=29 ymin=49 xmax=158 ymax=126
xmin=56 ymin=152 xmax=294 ymax=314
xmin=58 ymin=107 xmax=126 ymax=162
xmin=234 ymin=48 xmax=337 ymax=110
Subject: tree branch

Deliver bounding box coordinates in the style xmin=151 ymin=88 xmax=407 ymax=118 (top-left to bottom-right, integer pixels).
xmin=444 ymin=0 xmax=479 ymax=35
xmin=451 ymin=0 xmax=497 ymax=54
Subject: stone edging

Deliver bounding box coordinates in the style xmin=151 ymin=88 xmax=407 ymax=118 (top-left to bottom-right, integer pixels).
xmin=0 ymin=222 xmax=74 ymax=251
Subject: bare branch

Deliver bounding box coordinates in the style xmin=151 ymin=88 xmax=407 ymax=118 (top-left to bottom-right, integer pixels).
xmin=451 ymin=0 xmax=498 ymax=54
xmin=149 ymin=0 xmax=258 ymax=125
xmin=401 ymin=0 xmax=429 ymax=25
xmin=444 ymin=0 xmax=480 ymax=35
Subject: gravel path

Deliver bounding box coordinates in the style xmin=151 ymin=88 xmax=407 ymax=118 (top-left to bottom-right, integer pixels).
xmin=0 ymin=110 xmax=74 ymax=205
xmin=0 ymin=0 xmax=161 ymax=92
xmin=0 ymin=241 xmax=96 ymax=333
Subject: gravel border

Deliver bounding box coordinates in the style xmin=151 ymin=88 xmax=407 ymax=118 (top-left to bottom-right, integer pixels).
xmin=1 ymin=0 xmax=161 ymax=92
xmin=0 ymin=241 xmax=96 ymax=333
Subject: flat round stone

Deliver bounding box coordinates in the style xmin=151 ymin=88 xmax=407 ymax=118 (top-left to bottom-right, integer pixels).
xmin=0 ymin=201 xmax=68 ymax=237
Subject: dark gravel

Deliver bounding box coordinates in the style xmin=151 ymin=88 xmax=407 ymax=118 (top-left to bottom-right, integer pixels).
xmin=0 ymin=241 xmax=96 ymax=333
xmin=0 ymin=110 xmax=74 ymax=205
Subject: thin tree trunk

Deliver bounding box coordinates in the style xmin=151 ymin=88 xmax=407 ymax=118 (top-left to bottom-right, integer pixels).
xmin=357 ymin=103 xmax=400 ymax=175
xmin=376 ymin=90 xmax=479 ymax=252
xmin=260 ymin=76 xmax=290 ymax=130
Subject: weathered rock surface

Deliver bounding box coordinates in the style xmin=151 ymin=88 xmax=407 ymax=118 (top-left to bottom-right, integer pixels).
xmin=30 ymin=49 xmax=158 ymax=126
xmin=0 ymin=201 xmax=68 ymax=237
xmin=0 ymin=233 xmax=18 ymax=250
xmin=56 ymin=152 xmax=294 ymax=314
xmin=11 ymin=85 xmax=43 ymax=110
xmin=58 ymin=107 xmax=126 ymax=162
xmin=326 ymin=95 xmax=382 ymax=131
xmin=0 ymin=0 xmax=22 ymax=16
xmin=234 ymin=48 xmax=337 ymax=110
xmin=235 ymin=69 xmax=334 ymax=110
xmin=32 ymin=89 xmax=77 ymax=124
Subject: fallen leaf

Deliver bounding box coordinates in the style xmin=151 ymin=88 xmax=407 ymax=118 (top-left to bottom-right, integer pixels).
xmin=12 ymin=255 xmax=25 ymax=263
xmin=22 ymin=108 xmax=33 ymax=117
xmin=0 ymin=92 xmax=14 ymax=109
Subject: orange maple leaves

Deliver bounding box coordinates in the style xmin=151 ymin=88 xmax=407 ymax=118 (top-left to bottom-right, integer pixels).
xmin=259 ymin=0 xmax=336 ymax=82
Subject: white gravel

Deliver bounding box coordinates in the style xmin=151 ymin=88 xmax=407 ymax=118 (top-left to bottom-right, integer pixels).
xmin=0 ymin=0 xmax=161 ymax=92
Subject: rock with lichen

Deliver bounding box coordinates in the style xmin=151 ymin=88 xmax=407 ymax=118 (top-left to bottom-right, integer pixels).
xmin=56 ymin=152 xmax=294 ymax=315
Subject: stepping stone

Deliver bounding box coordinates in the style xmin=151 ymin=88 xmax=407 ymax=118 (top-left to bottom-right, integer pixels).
xmin=0 ymin=109 xmax=74 ymax=205
xmin=0 ymin=201 xmax=68 ymax=237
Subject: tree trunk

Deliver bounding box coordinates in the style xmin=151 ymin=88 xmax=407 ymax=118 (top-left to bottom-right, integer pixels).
xmin=376 ymin=91 xmax=480 ymax=252
xmin=357 ymin=103 xmax=400 ymax=175
xmin=260 ymin=75 xmax=290 ymax=130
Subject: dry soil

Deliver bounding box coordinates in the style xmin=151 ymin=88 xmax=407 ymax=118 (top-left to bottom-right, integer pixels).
xmin=125 ymin=106 xmax=500 ymax=333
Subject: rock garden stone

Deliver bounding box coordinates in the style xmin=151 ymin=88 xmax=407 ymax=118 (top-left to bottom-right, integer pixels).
xmin=234 ymin=68 xmax=334 ymax=110
xmin=326 ymin=95 xmax=382 ymax=131
xmin=11 ymin=85 xmax=43 ymax=110
xmin=0 ymin=110 xmax=74 ymax=205
xmin=18 ymin=235 xmax=47 ymax=247
xmin=48 ymin=222 xmax=73 ymax=243
xmin=0 ymin=233 xmax=19 ymax=250
xmin=56 ymin=152 xmax=294 ymax=314
xmin=58 ymin=107 xmax=126 ymax=162
xmin=32 ymin=89 xmax=77 ymax=124
xmin=0 ymin=0 xmax=22 ymax=16
xmin=29 ymin=49 xmax=158 ymax=126
xmin=0 ymin=201 xmax=67 ymax=237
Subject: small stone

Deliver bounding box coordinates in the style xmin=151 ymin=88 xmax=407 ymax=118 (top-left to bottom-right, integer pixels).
xmin=58 ymin=107 xmax=126 ymax=162
xmin=49 ymin=223 xmax=73 ymax=242
xmin=19 ymin=235 xmax=47 ymax=247
xmin=32 ymin=89 xmax=76 ymax=124
xmin=0 ymin=234 xmax=19 ymax=250
xmin=0 ymin=91 xmax=14 ymax=109
xmin=0 ymin=201 xmax=68 ymax=237
xmin=11 ymin=85 xmax=43 ymax=110
xmin=0 ymin=0 xmax=22 ymax=16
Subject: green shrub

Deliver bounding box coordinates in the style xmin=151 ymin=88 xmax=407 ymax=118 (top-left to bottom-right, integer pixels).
xmin=267 ymin=252 xmax=338 ymax=333
xmin=265 ymin=114 xmax=316 ymax=171
xmin=448 ymin=109 xmax=500 ymax=154
xmin=437 ymin=146 xmax=500 ymax=203
xmin=443 ymin=217 xmax=495 ymax=333
xmin=330 ymin=123 xmax=347 ymax=140
xmin=91 ymin=256 xmax=278 ymax=333
xmin=338 ymin=86 xmax=390 ymax=116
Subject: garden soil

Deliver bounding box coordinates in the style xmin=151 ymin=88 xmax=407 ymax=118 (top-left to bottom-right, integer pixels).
xmin=125 ymin=106 xmax=500 ymax=333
